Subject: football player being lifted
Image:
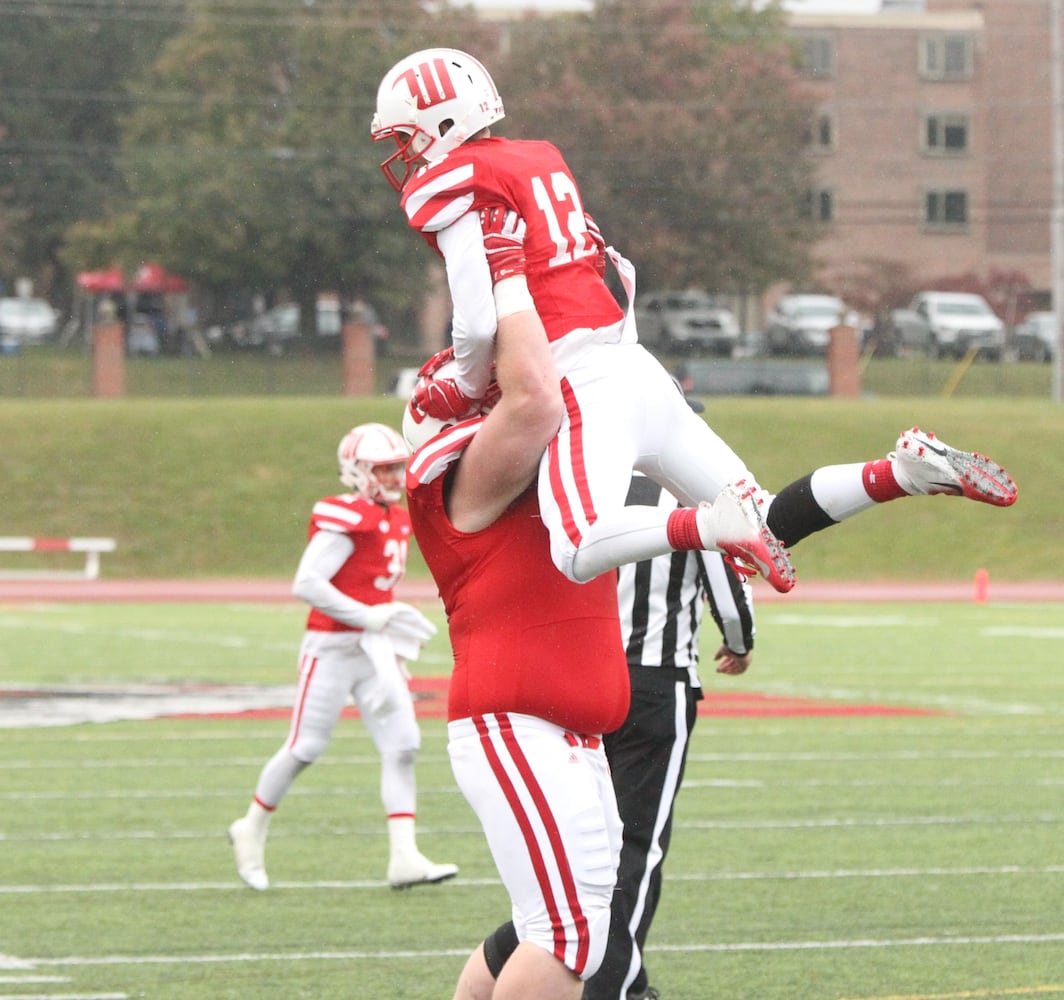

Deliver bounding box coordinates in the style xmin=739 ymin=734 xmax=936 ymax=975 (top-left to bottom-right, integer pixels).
xmin=372 ymin=49 xmax=1017 ymax=602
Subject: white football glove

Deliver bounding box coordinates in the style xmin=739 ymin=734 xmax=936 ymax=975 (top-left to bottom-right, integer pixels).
xmin=384 ymin=602 xmax=438 ymax=643
xmin=360 ymin=601 xmax=437 ymax=642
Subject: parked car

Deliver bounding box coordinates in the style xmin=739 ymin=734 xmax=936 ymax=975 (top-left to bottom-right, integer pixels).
xmin=221 ymin=302 xmax=301 ymax=352
xmin=892 ymin=291 xmax=1005 ymax=360
xmin=0 ymin=296 xmax=59 ymax=345
xmin=1012 ymin=310 xmax=1059 ymax=362
xmin=763 ymin=294 xmax=848 ymax=356
xmin=634 ymin=290 xmax=740 ymax=356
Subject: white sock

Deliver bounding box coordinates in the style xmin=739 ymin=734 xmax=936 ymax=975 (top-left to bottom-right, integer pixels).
xmin=808 ymin=463 xmax=878 ymax=521
xmin=387 ymin=815 xmax=420 ymax=860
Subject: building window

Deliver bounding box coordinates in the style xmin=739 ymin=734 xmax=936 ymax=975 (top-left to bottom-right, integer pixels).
xmin=919 ymin=33 xmax=973 ymax=80
xmin=923 ymin=112 xmax=969 ymax=155
xmin=801 ymin=34 xmax=835 ymax=79
xmin=806 ymin=110 xmax=836 ymax=153
xmin=925 ymin=189 xmax=968 ymax=229
xmin=802 ymin=187 xmax=834 ymax=222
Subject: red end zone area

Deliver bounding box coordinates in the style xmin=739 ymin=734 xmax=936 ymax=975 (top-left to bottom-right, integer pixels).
xmin=170 ymin=677 xmax=943 ymax=721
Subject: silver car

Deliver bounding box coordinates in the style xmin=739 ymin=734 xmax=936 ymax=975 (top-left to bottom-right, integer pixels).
xmin=1012 ymin=311 xmax=1059 ymax=362
xmin=634 ymin=290 xmax=740 ymax=356
xmin=763 ymin=294 xmax=848 ymax=356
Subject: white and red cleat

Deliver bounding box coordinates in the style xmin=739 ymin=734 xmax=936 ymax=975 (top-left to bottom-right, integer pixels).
xmin=697 ymin=480 xmax=796 ymax=593
xmin=891 ymin=427 xmax=1017 ymax=507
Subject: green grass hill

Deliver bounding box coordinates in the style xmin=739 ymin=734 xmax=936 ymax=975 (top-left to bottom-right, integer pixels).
xmin=0 ymin=394 xmax=1057 ymax=581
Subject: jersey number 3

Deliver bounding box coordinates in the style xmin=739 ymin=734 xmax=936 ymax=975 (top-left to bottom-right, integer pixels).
xmin=374 ymin=538 xmax=408 ymax=591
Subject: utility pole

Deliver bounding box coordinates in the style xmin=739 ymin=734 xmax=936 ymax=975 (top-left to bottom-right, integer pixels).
xmin=1052 ymin=0 xmax=1064 ymax=400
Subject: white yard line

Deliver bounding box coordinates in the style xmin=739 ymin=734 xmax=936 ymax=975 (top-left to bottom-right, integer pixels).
xmin=4 ymin=747 xmax=1063 ymax=769
xmin=8 ymin=774 xmax=1061 ymax=802
xmin=9 ymin=934 xmax=1064 ymax=970
xmin=0 ymin=994 xmax=126 ymax=999
xmin=1 ymin=812 xmax=1062 ymax=846
xmin=0 ymin=614 xmax=295 ymax=651
xmin=1 ymin=864 xmax=1062 ymax=895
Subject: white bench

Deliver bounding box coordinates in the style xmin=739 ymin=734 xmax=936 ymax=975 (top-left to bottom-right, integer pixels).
xmin=0 ymin=537 xmax=117 ymax=580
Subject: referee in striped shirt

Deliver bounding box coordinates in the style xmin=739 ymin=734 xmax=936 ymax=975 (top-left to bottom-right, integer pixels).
xmin=587 ymin=473 xmax=755 ymax=1000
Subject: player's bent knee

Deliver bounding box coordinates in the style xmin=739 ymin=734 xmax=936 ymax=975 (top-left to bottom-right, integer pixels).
xmin=289 ymin=734 xmax=329 ymax=763
xmin=391 ymin=748 xmax=417 ymax=768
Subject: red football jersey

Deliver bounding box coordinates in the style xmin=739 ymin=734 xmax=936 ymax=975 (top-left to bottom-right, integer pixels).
xmin=401 ymin=136 xmax=624 ymax=342
xmin=304 ymin=494 xmax=413 ymax=632
xmin=407 ymin=472 xmax=630 ymax=736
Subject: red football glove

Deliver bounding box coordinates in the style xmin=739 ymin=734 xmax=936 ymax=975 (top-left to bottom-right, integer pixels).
xmin=480 ymin=205 xmax=527 ymax=285
xmin=411 ymin=376 xmax=482 ymax=422
xmin=416 ymin=345 xmax=456 ymax=379
xmin=410 ymin=345 xmax=503 ymax=421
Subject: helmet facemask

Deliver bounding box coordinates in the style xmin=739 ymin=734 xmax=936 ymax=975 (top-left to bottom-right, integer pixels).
xmin=341 ymin=460 xmax=406 ymax=505
xmin=374 ymin=125 xmax=436 ymax=193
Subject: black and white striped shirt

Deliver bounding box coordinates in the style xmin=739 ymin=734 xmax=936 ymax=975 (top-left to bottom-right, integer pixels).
xmin=617 ymin=476 xmax=756 ymax=688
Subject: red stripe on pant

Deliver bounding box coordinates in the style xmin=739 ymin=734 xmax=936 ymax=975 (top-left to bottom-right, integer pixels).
xmin=547 ymin=379 xmax=598 ymax=549
xmin=473 ymin=713 xmax=590 ymax=973
xmin=287 ymin=653 xmax=317 ymax=750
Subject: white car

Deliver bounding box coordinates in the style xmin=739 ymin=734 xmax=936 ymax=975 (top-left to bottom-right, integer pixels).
xmin=894 ymin=291 xmax=1006 ymax=360
xmin=0 ymin=296 xmax=59 ymax=345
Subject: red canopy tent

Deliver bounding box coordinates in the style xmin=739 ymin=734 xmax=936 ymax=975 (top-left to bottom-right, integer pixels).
xmin=76 ymin=267 xmax=126 ymax=293
xmin=133 ymin=262 xmax=189 ymax=294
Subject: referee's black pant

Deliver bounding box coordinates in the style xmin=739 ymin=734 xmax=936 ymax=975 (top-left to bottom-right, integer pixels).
xmin=583 ymin=666 xmax=702 ymax=1000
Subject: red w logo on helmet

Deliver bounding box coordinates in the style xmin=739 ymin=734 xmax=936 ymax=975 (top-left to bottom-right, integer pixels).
xmin=394 ymin=58 xmax=457 ymax=109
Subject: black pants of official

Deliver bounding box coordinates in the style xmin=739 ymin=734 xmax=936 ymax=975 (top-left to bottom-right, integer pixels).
xmin=583 ymin=667 xmax=701 ymax=1000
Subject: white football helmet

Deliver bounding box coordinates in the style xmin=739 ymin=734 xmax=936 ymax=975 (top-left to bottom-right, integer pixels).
xmin=371 ymin=48 xmax=505 ymax=191
xmin=402 ymin=349 xmax=499 ymax=453
xmin=337 ymin=423 xmax=409 ymax=503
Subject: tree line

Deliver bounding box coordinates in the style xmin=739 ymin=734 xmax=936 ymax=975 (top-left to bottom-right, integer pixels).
xmin=0 ymin=0 xmax=817 ymax=344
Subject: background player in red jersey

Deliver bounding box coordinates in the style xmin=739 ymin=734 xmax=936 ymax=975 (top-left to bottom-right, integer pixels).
xmin=228 ymin=423 xmax=456 ymax=892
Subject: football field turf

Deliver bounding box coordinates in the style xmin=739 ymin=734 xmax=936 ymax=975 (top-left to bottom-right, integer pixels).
xmin=1 ymin=597 xmax=1062 ymax=999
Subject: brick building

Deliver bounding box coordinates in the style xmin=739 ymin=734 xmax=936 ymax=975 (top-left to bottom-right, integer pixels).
xmin=789 ymin=0 xmax=1057 ymax=312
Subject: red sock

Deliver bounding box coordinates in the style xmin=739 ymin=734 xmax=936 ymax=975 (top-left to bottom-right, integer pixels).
xmin=666 ymin=508 xmax=702 ymax=550
xmin=862 ymin=459 xmax=907 ymax=502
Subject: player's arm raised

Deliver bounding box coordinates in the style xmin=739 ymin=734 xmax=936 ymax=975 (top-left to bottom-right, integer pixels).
xmin=448 ymin=206 xmax=562 ymax=533
xmin=434 ymin=211 xmax=498 ymax=411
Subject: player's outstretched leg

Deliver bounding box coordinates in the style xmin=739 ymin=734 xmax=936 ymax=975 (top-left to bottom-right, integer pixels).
xmin=697 ymin=479 xmax=796 ymax=593
xmin=891 ymin=427 xmax=1017 ymax=506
